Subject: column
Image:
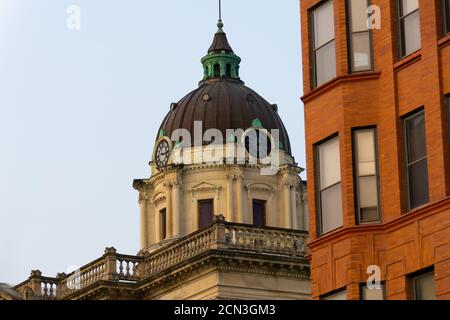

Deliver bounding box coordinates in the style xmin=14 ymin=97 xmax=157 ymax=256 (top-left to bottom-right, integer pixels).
xmin=139 ymin=192 xmax=148 ymax=249
xmin=283 ymin=182 xmax=292 ymax=229
xmin=172 ymin=182 xmax=182 ymax=237
xmin=226 ymin=175 xmax=234 ymax=221
xmin=236 ymin=175 xmax=244 ymax=223
xmin=290 ymin=186 xmax=297 ymax=230
xmin=166 ymin=183 xmax=173 ymax=238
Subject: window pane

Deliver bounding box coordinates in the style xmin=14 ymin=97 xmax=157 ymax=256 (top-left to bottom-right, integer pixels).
xmin=356 ymin=129 xmax=376 ymax=175
xmin=361 ymin=207 xmax=379 ymax=221
xmin=362 ymin=285 xmax=385 ymax=300
xmin=160 ymin=209 xmax=167 ymax=240
xmin=319 ymin=136 xmax=341 ymax=189
xmin=401 ymin=0 xmax=419 ymax=15
xmin=408 ymin=159 xmax=429 ymax=209
xmin=321 ymin=183 xmax=343 ymax=233
xmin=359 ymin=176 xmax=378 ymax=209
xmin=406 ymin=111 xmax=426 ymax=163
xmin=315 ymin=41 xmax=337 ymax=86
xmin=403 ymin=11 xmax=421 ymax=56
xmin=314 ymin=0 xmax=335 ymax=48
xmin=414 ymin=272 xmax=436 ymax=300
xmin=351 ymin=32 xmax=372 ymax=72
xmin=350 ymin=0 xmax=369 ymax=32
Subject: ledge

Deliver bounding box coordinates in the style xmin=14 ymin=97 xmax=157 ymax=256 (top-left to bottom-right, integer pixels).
xmin=438 ymin=34 xmax=450 ymax=48
xmin=393 ymin=50 xmax=422 ymax=71
xmin=308 ymin=196 xmax=450 ymax=249
xmin=301 ymin=71 xmax=382 ymax=103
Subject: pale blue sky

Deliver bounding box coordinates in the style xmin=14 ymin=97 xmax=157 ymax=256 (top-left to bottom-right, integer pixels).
xmin=0 ymin=0 xmax=304 ymax=284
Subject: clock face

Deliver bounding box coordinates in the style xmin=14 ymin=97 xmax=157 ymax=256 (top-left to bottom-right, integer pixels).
xmin=155 ymin=140 xmax=170 ymax=169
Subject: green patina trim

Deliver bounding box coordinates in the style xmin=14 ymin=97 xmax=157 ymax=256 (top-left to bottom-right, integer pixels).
xmin=159 ymin=129 xmax=166 ymax=138
xmin=278 ymin=141 xmax=284 ymax=150
xmin=174 ymin=140 xmax=182 ymax=148
xmin=226 ymin=134 xmax=236 ymax=143
xmin=252 ymin=118 xmax=263 ymax=128
xmin=201 ymin=51 xmax=241 ymax=81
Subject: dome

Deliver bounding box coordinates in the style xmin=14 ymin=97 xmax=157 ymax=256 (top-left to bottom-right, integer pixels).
xmin=156 ymin=21 xmax=292 ymax=156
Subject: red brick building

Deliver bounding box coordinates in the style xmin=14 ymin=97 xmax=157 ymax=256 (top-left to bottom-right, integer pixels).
xmin=300 ymin=0 xmax=450 ymax=299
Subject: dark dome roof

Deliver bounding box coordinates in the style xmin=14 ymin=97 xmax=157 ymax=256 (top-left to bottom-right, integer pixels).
xmin=158 ymin=78 xmax=292 ymax=155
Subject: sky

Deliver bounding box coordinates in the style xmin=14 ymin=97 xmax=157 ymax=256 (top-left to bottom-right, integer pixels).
xmin=0 ymin=0 xmax=304 ymax=284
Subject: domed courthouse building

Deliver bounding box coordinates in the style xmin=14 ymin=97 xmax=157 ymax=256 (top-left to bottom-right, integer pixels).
xmin=3 ymin=21 xmax=310 ymax=300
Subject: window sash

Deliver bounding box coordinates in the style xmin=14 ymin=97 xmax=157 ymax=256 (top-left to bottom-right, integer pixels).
xmin=252 ymin=200 xmax=266 ymax=227
xmin=353 ymin=128 xmax=380 ymax=223
xmin=445 ymin=0 xmax=450 ymax=34
xmin=347 ymin=0 xmax=373 ymax=72
xmin=411 ymin=271 xmax=436 ymax=300
xmin=404 ymin=110 xmax=429 ymax=210
xmin=311 ymin=0 xmax=336 ymax=87
xmin=316 ymin=136 xmax=343 ymax=234
xmin=159 ymin=209 xmax=167 ymax=240
xmin=398 ymin=0 xmax=421 ymax=58
xmin=198 ymin=199 xmax=214 ymax=229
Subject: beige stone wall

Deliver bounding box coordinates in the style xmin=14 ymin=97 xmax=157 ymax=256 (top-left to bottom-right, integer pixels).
xmin=137 ymin=146 xmax=307 ymax=251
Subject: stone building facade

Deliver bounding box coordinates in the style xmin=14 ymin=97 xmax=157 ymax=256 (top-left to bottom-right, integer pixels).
xmin=4 ymin=20 xmax=311 ymax=300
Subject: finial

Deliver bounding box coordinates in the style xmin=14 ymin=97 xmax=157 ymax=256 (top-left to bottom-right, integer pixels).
xmin=217 ymin=0 xmax=224 ymax=30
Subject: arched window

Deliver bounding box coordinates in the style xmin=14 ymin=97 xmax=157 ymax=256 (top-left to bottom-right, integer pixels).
xmin=214 ymin=64 xmax=220 ymax=77
xmin=205 ymin=66 xmax=209 ymax=77
xmin=226 ymin=64 xmax=232 ymax=77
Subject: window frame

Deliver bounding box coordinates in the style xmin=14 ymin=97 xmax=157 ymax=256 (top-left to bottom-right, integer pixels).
xmin=198 ymin=199 xmax=214 ymax=229
xmin=403 ymin=108 xmax=429 ymax=211
xmin=352 ymin=127 xmax=382 ymax=224
xmin=310 ymin=0 xmax=336 ymax=88
xmin=320 ymin=287 xmax=347 ymax=300
xmin=360 ymin=281 xmax=386 ymax=300
xmin=444 ymin=0 xmax=450 ymax=35
xmin=409 ymin=268 xmax=436 ymax=300
xmin=315 ymin=134 xmax=343 ymax=235
xmin=397 ymin=0 xmax=421 ymax=58
xmin=252 ymin=199 xmax=267 ymax=227
xmin=346 ymin=0 xmax=374 ymax=73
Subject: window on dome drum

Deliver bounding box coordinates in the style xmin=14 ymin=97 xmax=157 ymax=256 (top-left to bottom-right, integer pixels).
xmin=444 ymin=0 xmax=450 ymax=34
xmin=321 ymin=288 xmax=347 ymax=300
xmin=353 ymin=128 xmax=381 ymax=223
xmin=198 ymin=199 xmax=214 ymax=229
xmin=360 ymin=283 xmax=385 ymax=300
xmin=252 ymin=200 xmax=266 ymax=227
xmin=214 ymin=64 xmax=220 ymax=77
xmin=398 ymin=0 xmax=421 ymax=58
xmin=346 ymin=0 xmax=373 ymax=72
xmin=159 ymin=208 xmax=167 ymax=240
xmin=244 ymin=129 xmax=272 ymax=160
xmin=316 ymin=135 xmax=343 ymax=235
xmin=409 ymin=269 xmax=436 ymax=300
xmin=311 ymin=0 xmax=336 ymax=87
xmin=404 ymin=109 xmax=429 ymax=210
xmin=226 ymin=64 xmax=232 ymax=77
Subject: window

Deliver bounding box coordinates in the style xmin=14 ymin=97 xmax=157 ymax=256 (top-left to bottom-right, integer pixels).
xmin=410 ymin=270 xmax=436 ymax=300
xmin=404 ymin=110 xmax=429 ymax=210
xmin=252 ymin=200 xmax=266 ymax=227
xmin=226 ymin=64 xmax=232 ymax=77
xmin=198 ymin=199 xmax=214 ymax=229
xmin=311 ymin=0 xmax=336 ymax=87
xmin=398 ymin=0 xmax=421 ymax=57
xmin=353 ymin=128 xmax=381 ymax=223
xmin=360 ymin=283 xmax=385 ymax=300
xmin=321 ymin=289 xmax=347 ymax=300
xmin=214 ymin=64 xmax=220 ymax=77
xmin=159 ymin=209 xmax=167 ymax=240
xmin=316 ymin=136 xmax=343 ymax=234
xmin=347 ymin=0 xmax=373 ymax=72
xmin=444 ymin=0 xmax=450 ymax=34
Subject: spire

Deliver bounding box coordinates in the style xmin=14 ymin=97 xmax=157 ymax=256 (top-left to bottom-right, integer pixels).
xmin=200 ymin=5 xmax=242 ymax=85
